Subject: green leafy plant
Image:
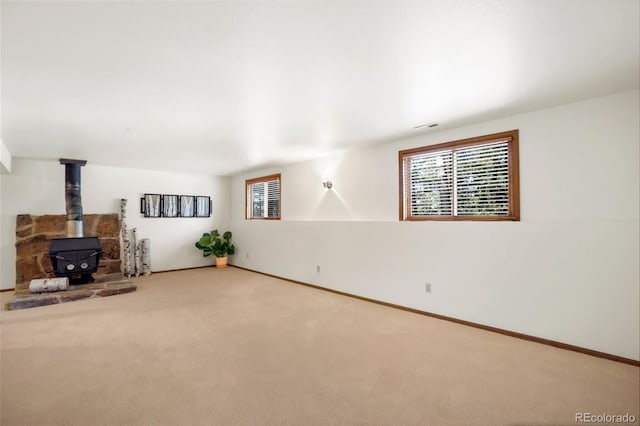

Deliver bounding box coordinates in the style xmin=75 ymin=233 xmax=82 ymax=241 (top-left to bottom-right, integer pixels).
xmin=195 ymin=230 xmax=236 ymax=258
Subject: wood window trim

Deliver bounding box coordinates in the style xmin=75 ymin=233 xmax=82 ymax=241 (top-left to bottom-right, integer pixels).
xmin=245 ymin=173 xmax=282 ymax=220
xmin=398 ymin=130 xmax=520 ymax=221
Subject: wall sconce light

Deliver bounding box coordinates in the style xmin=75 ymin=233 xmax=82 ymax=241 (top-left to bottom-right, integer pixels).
xmin=322 ymin=180 xmax=333 ymax=189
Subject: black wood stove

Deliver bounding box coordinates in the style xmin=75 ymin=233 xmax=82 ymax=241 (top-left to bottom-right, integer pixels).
xmin=48 ymin=159 xmax=102 ymax=284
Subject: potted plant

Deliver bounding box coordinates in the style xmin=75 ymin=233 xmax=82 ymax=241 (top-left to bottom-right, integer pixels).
xmin=195 ymin=230 xmax=236 ymax=268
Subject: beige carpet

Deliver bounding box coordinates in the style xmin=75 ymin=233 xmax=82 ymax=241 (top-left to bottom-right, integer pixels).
xmin=1 ymin=267 xmax=638 ymax=426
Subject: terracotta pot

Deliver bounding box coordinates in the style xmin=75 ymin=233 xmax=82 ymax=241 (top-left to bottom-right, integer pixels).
xmin=215 ymin=256 xmax=228 ymax=268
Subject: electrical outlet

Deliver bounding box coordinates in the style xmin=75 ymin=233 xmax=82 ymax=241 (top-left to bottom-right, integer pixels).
xmin=316 ymin=265 xmax=320 ymax=273
xmin=425 ymin=283 xmax=432 ymax=293
xmin=246 ymin=252 xmax=249 ymax=259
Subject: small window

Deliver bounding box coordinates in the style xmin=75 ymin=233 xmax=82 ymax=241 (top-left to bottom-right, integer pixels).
xmin=246 ymin=174 xmax=281 ymax=220
xmin=399 ymin=130 xmax=519 ymax=221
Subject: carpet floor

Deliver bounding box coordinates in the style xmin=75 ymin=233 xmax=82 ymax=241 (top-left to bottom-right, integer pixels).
xmin=1 ymin=267 xmax=638 ymax=426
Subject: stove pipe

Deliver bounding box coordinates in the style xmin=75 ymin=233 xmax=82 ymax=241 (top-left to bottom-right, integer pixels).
xmin=59 ymin=158 xmax=87 ymax=238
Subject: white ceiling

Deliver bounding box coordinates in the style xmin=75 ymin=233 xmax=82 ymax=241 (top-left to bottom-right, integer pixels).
xmin=1 ymin=0 xmax=638 ymax=176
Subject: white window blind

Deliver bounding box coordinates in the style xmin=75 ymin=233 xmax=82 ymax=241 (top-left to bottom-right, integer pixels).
xmin=454 ymin=141 xmax=509 ymax=216
xmin=408 ymin=150 xmax=453 ymax=216
xmin=246 ymin=174 xmax=281 ymax=219
xmin=266 ymin=179 xmax=280 ymax=218
xmin=251 ymin=183 xmax=265 ymax=218
xmin=400 ymin=130 xmax=519 ymax=221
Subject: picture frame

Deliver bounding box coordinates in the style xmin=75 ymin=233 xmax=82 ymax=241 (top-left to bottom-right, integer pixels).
xmin=142 ymin=193 xmax=161 ymax=217
xmin=195 ymin=196 xmax=211 ymax=217
xmin=162 ymin=194 xmax=179 ymax=218
xmin=180 ymin=195 xmax=195 ymax=217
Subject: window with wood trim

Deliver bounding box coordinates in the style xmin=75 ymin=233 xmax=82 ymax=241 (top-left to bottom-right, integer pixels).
xmin=245 ymin=174 xmax=281 ymax=220
xmin=399 ymin=130 xmax=519 ymax=221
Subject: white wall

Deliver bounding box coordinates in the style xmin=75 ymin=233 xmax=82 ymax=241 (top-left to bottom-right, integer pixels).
xmin=0 ymin=159 xmax=230 ymax=290
xmin=0 ymin=169 xmax=3 ymax=288
xmin=0 ymin=138 xmax=12 ymax=174
xmin=0 ymin=139 xmax=11 ymax=289
xmin=229 ymin=90 xmax=640 ymax=360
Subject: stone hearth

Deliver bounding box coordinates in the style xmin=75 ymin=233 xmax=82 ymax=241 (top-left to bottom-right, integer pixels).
xmin=6 ymin=272 xmax=136 ymax=310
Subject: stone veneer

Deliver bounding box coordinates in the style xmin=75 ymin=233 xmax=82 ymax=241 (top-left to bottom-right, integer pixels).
xmin=6 ymin=213 xmax=136 ymax=310
xmin=15 ymin=213 xmax=122 ymax=285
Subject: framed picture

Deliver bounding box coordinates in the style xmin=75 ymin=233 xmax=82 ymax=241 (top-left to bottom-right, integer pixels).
xmin=195 ymin=196 xmax=211 ymax=217
xmin=180 ymin=195 xmax=195 ymax=217
xmin=162 ymin=194 xmax=179 ymax=217
xmin=142 ymin=193 xmax=161 ymax=217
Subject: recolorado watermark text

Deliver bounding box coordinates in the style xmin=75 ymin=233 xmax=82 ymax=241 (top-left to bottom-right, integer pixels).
xmin=575 ymin=412 xmax=636 ymax=423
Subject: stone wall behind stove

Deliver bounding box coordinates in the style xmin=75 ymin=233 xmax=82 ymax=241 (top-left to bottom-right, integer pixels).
xmin=15 ymin=214 xmax=121 ymax=285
